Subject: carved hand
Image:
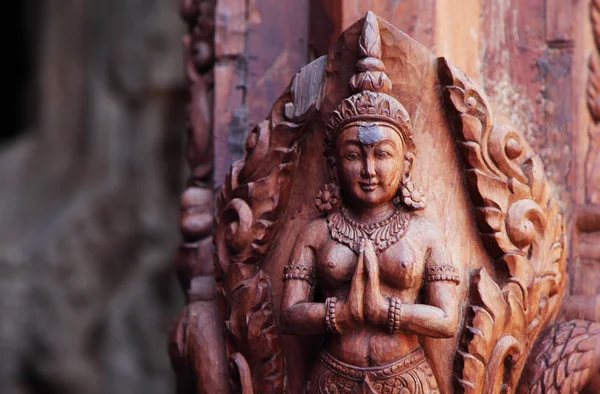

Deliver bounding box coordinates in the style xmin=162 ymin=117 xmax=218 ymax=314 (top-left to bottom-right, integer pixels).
xmin=363 ymin=239 xmax=388 ymax=326
xmin=336 ymin=239 xmax=365 ymax=330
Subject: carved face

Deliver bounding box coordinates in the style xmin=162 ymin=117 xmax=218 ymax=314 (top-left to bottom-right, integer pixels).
xmin=334 ymin=123 xmax=404 ymax=208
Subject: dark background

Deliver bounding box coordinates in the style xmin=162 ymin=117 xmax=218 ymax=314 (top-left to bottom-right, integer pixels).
xmin=3 ymin=1 xmax=186 ymax=393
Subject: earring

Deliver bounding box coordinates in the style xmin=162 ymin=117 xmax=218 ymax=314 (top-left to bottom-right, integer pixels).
xmin=398 ymin=152 xmax=426 ymax=210
xmin=315 ymin=183 xmax=341 ymax=213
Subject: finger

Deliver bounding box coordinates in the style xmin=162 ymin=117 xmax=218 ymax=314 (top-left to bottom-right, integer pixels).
xmin=363 ymin=240 xmax=376 ymax=274
xmin=353 ymin=246 xmax=364 ymax=281
xmin=348 ymin=247 xmax=365 ymax=321
xmin=365 ymin=239 xmax=377 ymax=260
xmin=369 ymin=241 xmax=380 ymax=270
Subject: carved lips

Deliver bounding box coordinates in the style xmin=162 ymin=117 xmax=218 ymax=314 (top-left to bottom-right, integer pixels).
xmin=359 ymin=181 xmax=379 ymax=192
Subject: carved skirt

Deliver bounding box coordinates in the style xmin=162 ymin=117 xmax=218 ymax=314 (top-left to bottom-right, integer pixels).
xmin=305 ymin=347 xmax=439 ymax=394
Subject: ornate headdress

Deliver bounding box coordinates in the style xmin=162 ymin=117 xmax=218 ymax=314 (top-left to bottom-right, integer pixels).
xmin=325 ymin=12 xmax=415 ymax=156
xmin=317 ymin=12 xmax=425 ymax=212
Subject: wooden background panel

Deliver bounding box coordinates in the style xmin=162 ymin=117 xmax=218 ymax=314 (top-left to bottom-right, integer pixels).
xmin=212 ymin=0 xmax=309 ymax=187
xmin=571 ymin=0 xmax=600 ymax=313
xmin=246 ymin=0 xmax=310 ymax=124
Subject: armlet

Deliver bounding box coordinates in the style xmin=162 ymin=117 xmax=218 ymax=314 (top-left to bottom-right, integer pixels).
xmin=283 ymin=264 xmax=317 ymax=286
xmin=425 ymin=265 xmax=460 ymax=285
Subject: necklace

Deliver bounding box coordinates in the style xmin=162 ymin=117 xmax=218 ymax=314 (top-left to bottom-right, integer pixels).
xmin=327 ymin=205 xmax=410 ymax=254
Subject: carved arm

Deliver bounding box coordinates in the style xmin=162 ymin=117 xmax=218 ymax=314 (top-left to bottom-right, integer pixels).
xmin=397 ymin=234 xmax=460 ymax=338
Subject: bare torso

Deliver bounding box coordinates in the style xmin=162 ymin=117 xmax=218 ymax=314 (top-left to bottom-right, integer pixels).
xmin=310 ymin=215 xmax=432 ymax=366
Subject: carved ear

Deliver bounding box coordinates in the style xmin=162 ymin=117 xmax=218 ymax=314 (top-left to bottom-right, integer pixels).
xmin=399 ymin=152 xmax=426 ymax=210
xmin=327 ymin=156 xmax=339 ymax=184
xmin=403 ymin=152 xmax=414 ymax=176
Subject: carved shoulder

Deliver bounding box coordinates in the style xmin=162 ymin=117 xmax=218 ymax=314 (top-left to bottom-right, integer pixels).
xmin=409 ymin=216 xmax=450 ymax=257
xmin=409 ymin=216 xmax=460 ymax=285
xmin=291 ymin=218 xmax=329 ymax=254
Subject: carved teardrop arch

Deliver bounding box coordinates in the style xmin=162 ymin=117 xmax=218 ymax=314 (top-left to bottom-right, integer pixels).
xmin=212 ymin=13 xmax=567 ymax=394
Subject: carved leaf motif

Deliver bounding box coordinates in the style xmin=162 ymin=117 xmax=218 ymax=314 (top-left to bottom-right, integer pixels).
xmin=225 ymin=270 xmax=284 ymax=393
xmin=214 ymin=88 xmax=304 ymax=393
xmin=593 ymin=0 xmax=600 ymax=50
xmin=359 ymin=12 xmax=382 ymax=59
xmin=440 ymin=59 xmax=567 ymax=394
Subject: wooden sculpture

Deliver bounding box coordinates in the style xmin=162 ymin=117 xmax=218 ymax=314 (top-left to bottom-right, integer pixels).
xmin=169 ymin=10 xmax=600 ymax=394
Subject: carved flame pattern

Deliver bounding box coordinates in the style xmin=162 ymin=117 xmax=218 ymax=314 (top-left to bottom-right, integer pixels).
xmin=440 ymin=59 xmax=567 ymax=394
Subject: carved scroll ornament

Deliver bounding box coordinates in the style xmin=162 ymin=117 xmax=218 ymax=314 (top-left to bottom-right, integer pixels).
xmin=441 ymin=61 xmax=567 ymax=393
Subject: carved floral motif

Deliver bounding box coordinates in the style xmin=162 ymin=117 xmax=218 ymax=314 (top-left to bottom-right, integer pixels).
xmin=586 ymin=0 xmax=600 ymax=203
xmin=315 ymin=183 xmax=341 ymax=213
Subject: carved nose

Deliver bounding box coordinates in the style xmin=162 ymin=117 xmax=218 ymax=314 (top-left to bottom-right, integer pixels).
xmin=361 ymin=158 xmax=376 ymax=178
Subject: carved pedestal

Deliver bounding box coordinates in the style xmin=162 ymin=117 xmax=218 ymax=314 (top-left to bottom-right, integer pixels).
xmin=169 ymin=11 xmax=600 ymax=394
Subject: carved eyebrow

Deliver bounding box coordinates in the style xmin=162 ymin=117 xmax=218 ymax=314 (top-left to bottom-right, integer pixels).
xmin=340 ymin=138 xmax=398 ymax=151
xmin=374 ymin=139 xmax=398 ymax=149
xmin=340 ymin=140 xmax=362 ymax=148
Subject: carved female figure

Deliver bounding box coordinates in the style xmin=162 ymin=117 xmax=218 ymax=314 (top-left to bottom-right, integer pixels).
xmin=281 ymin=13 xmax=460 ymax=394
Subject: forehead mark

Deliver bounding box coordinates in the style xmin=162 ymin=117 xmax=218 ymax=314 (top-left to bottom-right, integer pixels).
xmin=357 ymin=123 xmax=382 ymax=145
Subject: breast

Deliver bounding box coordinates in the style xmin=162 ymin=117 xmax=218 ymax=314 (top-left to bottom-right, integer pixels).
xmin=317 ymin=242 xmax=357 ymax=287
xmin=378 ymin=242 xmax=424 ymax=290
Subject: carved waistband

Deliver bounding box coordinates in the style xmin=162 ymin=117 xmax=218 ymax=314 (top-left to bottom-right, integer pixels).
xmin=319 ymin=347 xmax=426 ymax=381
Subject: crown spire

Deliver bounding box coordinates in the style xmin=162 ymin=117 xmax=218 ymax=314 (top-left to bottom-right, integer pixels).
xmin=326 ymin=12 xmax=414 ymax=155
xmin=349 ymin=11 xmax=392 ymax=94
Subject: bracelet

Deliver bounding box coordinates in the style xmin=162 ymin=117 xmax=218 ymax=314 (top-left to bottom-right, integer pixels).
xmin=283 ymin=264 xmax=317 ymax=286
xmin=425 ymin=265 xmax=460 ymax=285
xmin=387 ymin=297 xmax=401 ymax=334
xmin=324 ymin=297 xmax=342 ymax=334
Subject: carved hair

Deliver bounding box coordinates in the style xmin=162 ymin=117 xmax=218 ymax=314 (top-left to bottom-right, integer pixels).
xmin=325 ymin=12 xmax=415 ymax=156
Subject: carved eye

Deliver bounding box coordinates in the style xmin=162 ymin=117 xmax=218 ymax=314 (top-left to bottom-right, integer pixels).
xmin=375 ymin=150 xmax=390 ymax=159
xmin=347 ymin=152 xmax=359 ymax=160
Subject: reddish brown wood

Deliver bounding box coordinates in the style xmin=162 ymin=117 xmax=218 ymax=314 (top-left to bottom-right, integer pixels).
xmin=308 ymin=0 xmax=436 ymax=59
xmin=246 ymin=0 xmax=310 ymax=124
xmin=518 ymin=320 xmax=600 ymax=394
xmin=309 ymin=0 xmax=343 ymax=57
xmin=212 ymin=0 xmax=245 ymax=187
xmin=169 ymin=4 xmax=600 ymax=394
xmin=568 ymin=0 xmax=600 ymax=329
